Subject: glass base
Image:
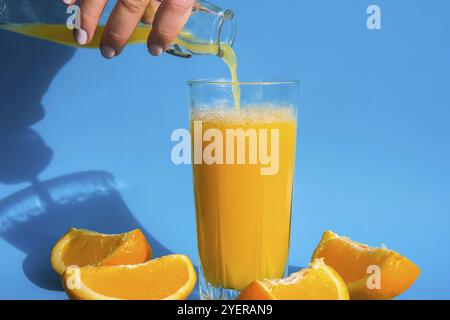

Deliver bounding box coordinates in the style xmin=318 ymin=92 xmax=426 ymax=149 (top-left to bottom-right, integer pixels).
xmin=198 ymin=267 xmax=240 ymax=300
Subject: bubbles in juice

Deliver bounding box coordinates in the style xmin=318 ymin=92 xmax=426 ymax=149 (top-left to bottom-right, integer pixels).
xmin=191 ymin=106 xmax=297 ymax=290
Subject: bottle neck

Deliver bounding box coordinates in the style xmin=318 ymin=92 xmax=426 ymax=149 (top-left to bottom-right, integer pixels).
xmin=170 ymin=0 xmax=236 ymax=58
xmin=212 ymin=9 xmax=236 ymax=57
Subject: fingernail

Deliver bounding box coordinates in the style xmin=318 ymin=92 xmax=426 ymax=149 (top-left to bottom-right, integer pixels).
xmin=101 ymin=45 xmax=116 ymax=59
xmin=149 ymin=44 xmax=164 ymax=57
xmin=74 ymin=29 xmax=88 ymax=46
xmin=63 ymin=0 xmax=72 ymax=4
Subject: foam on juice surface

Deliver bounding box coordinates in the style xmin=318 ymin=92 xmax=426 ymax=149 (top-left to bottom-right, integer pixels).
xmin=191 ymin=105 xmax=296 ymax=125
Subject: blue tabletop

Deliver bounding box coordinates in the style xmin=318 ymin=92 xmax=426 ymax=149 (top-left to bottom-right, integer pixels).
xmin=1 ymin=0 xmax=449 ymax=300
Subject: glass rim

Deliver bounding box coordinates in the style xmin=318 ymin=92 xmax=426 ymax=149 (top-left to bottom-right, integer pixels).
xmin=188 ymin=78 xmax=300 ymax=86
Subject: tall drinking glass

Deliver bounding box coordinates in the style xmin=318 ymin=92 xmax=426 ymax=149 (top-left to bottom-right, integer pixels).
xmin=188 ymin=80 xmax=299 ymax=300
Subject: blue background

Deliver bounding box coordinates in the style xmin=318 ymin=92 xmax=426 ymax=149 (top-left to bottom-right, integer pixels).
xmin=1 ymin=0 xmax=449 ymax=299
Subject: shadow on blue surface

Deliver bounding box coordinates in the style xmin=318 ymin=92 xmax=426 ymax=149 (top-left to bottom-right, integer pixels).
xmin=0 ymin=171 xmax=173 ymax=291
xmin=0 ymin=31 xmax=172 ymax=293
xmin=0 ymin=30 xmax=64 ymax=184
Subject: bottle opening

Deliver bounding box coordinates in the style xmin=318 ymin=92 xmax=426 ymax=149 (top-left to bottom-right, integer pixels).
xmin=215 ymin=9 xmax=236 ymax=57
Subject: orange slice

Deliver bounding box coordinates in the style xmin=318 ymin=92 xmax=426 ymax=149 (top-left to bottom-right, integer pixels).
xmin=62 ymin=254 xmax=196 ymax=300
xmin=237 ymin=259 xmax=349 ymax=300
xmin=51 ymin=228 xmax=152 ymax=274
xmin=311 ymin=230 xmax=420 ymax=300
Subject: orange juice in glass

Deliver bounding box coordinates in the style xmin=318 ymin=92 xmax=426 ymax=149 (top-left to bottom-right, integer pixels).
xmin=189 ymin=80 xmax=299 ymax=300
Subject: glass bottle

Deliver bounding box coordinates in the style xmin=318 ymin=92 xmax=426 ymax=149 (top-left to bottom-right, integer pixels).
xmin=0 ymin=0 xmax=236 ymax=58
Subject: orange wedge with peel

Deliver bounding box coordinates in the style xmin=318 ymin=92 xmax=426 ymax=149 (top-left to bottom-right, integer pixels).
xmin=238 ymin=259 xmax=349 ymax=300
xmin=51 ymin=228 xmax=152 ymax=274
xmin=311 ymin=230 xmax=420 ymax=300
xmin=62 ymin=254 xmax=196 ymax=300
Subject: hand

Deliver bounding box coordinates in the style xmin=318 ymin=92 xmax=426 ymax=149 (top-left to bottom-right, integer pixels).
xmin=62 ymin=0 xmax=195 ymax=58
